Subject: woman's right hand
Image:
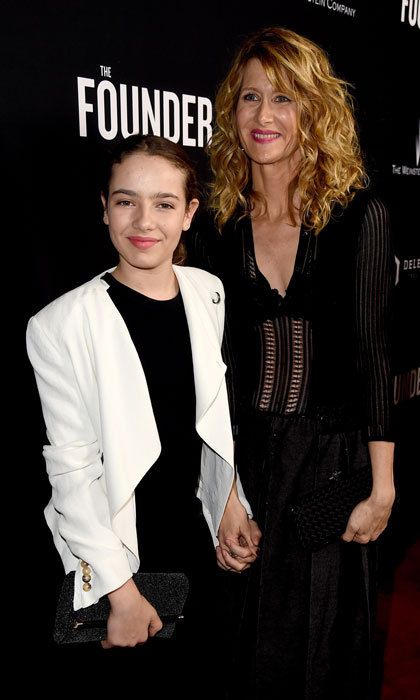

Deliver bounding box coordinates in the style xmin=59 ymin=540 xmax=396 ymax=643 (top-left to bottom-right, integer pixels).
xmin=217 ymin=485 xmax=261 ymax=573
xmin=101 ymin=578 xmax=163 ymax=648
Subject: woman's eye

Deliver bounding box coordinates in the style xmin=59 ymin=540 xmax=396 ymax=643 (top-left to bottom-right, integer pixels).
xmin=116 ymin=200 xmax=133 ymax=207
xmin=274 ymin=95 xmax=291 ymax=103
xmin=243 ymin=92 xmax=259 ymax=102
xmin=157 ymin=202 xmax=174 ymax=210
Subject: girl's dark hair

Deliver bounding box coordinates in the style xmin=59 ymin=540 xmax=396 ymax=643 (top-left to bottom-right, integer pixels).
xmin=101 ymin=133 xmax=200 ymax=203
xmin=101 ymin=134 xmax=200 ymax=265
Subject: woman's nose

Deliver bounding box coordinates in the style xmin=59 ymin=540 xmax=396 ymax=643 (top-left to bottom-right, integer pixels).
xmin=256 ymin=97 xmax=274 ymax=124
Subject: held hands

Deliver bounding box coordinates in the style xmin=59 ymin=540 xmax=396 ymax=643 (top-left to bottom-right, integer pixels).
xmin=101 ymin=578 xmax=163 ymax=649
xmin=217 ymin=487 xmax=262 ymax=573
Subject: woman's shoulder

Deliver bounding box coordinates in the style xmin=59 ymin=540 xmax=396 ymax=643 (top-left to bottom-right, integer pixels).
xmin=340 ymin=188 xmax=388 ymax=220
xmin=323 ymin=188 xmax=389 ymax=239
xmin=188 ymin=208 xmax=219 ymax=237
xmin=352 ymin=188 xmax=389 ymax=219
xmin=185 ymin=208 xmax=248 ymax=277
xmin=345 ymin=189 xmax=390 ymax=241
xmin=185 ymin=209 xmax=221 ymax=272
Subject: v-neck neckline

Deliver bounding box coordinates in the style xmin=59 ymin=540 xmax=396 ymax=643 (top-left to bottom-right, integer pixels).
xmin=245 ymin=218 xmax=307 ymax=300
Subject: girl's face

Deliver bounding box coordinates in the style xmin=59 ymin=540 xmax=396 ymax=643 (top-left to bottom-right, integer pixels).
xmin=235 ymin=58 xmax=300 ymax=169
xmin=102 ymin=153 xmax=198 ymax=274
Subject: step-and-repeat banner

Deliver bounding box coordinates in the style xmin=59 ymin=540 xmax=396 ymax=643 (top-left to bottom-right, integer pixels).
xmin=6 ymin=0 xmax=418 ymax=645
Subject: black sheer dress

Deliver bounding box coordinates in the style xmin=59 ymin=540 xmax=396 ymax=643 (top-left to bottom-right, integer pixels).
xmin=187 ymin=191 xmax=394 ymax=700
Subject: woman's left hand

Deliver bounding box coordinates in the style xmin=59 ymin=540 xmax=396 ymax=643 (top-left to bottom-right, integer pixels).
xmin=342 ymin=489 xmax=395 ymax=544
xmin=342 ymin=440 xmax=395 ymax=544
xmin=217 ymin=488 xmax=261 ymax=573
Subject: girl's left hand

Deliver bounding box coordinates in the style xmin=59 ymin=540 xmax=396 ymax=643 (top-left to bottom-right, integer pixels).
xmin=217 ymin=490 xmax=261 ymax=572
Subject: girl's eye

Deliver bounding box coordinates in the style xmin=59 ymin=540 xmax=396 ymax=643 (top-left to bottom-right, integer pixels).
xmin=157 ymin=202 xmax=175 ymax=210
xmin=116 ymin=200 xmax=133 ymax=207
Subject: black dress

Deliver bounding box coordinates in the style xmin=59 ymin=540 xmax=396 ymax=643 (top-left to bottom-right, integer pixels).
xmin=186 ymin=192 xmax=395 ymax=700
xmin=101 ymin=273 xmax=227 ymax=693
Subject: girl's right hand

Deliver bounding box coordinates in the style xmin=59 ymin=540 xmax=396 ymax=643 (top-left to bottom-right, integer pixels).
xmin=101 ymin=578 xmax=163 ymax=648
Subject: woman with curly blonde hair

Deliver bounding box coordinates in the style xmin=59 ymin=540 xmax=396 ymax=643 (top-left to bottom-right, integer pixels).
xmin=187 ymin=26 xmax=395 ymax=700
xmin=210 ymin=26 xmax=366 ymax=234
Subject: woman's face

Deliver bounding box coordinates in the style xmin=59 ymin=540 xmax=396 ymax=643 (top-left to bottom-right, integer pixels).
xmin=235 ymin=58 xmax=300 ymax=169
xmin=102 ymin=154 xmax=198 ymax=274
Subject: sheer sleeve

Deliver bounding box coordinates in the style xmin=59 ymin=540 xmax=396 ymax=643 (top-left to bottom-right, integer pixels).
xmin=355 ymin=196 xmax=395 ymax=441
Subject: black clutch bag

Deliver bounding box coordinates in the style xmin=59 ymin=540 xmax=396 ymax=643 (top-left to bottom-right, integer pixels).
xmin=54 ymin=571 xmax=189 ymax=644
xmin=289 ymin=465 xmax=372 ymax=551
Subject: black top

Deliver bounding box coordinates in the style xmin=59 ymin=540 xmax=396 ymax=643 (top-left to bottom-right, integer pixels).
xmin=186 ymin=191 xmax=395 ymax=442
xmin=103 ymin=272 xmax=203 ymax=569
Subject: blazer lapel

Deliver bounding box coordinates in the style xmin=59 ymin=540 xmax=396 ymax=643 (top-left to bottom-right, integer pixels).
xmin=84 ymin=278 xmax=161 ymax=546
xmin=174 ymin=267 xmax=233 ymax=467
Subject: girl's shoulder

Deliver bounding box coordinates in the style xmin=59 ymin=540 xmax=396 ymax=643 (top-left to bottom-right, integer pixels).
xmin=28 ymin=271 xmax=111 ymax=340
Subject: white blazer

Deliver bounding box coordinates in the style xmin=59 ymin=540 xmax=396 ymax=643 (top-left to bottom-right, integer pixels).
xmin=27 ymin=265 xmax=251 ymax=610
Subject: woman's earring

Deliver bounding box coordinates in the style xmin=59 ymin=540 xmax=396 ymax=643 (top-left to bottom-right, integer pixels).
xmin=211 ymin=292 xmax=221 ymax=304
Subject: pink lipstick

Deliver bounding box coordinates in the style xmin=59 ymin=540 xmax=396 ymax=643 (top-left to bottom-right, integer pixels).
xmin=128 ymin=237 xmax=159 ymax=250
xmin=251 ymin=129 xmax=281 ymax=143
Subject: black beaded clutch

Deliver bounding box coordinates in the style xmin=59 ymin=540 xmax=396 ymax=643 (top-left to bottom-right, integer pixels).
xmin=289 ymin=465 xmax=372 ymax=551
xmin=54 ymin=571 xmax=189 ymax=644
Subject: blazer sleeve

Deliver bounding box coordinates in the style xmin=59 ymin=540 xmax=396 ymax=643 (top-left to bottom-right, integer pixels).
xmin=27 ymin=315 xmax=133 ymax=610
xmin=212 ymin=276 xmax=253 ymax=518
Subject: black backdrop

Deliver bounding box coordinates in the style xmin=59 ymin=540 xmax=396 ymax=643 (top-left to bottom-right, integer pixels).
xmin=4 ymin=0 xmax=419 ymax=662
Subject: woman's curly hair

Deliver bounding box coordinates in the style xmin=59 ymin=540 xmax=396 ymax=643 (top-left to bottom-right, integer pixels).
xmin=209 ymin=27 xmax=367 ymax=233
